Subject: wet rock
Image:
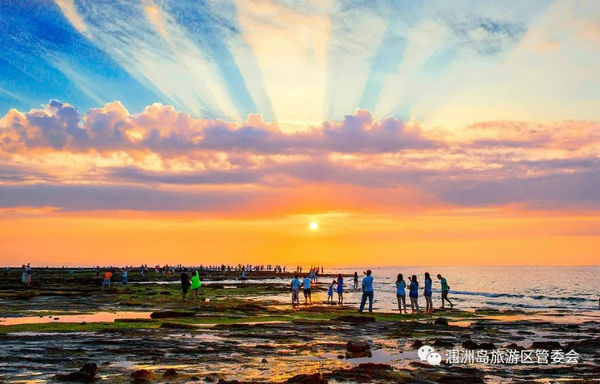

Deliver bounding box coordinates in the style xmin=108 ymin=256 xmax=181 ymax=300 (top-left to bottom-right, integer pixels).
xmin=346 ymin=340 xmax=370 ymax=353
xmin=412 ymin=340 xmax=424 ymax=349
xmin=503 ymin=342 xmax=523 ymax=350
xmin=462 ymin=340 xmax=478 ymax=349
xmin=433 ymin=338 xmax=454 ymax=348
xmin=55 ymin=363 xmax=97 ymax=383
xmin=335 ymin=315 xmax=375 ymax=323
xmin=159 ymin=291 xmax=171 ymax=295
xmin=478 ymin=342 xmax=496 ymax=350
xmin=162 ymin=368 xmax=177 ymax=378
xmin=150 ymin=310 xmax=195 ymax=319
xmin=160 ymin=321 xmax=197 ymax=329
xmin=419 ymin=366 xmax=485 ymax=383
xmin=529 ymin=341 xmax=562 ymax=350
xmin=566 ymin=337 xmax=600 ymax=354
xmin=434 ymin=317 xmax=448 ymax=326
xmin=285 ymin=373 xmax=327 ymax=383
xmin=131 ymin=369 xmax=155 ymax=382
xmin=261 ymin=358 xmax=267 ymax=364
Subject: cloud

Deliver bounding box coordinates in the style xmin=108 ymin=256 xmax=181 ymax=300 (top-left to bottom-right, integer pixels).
xmin=2 ymin=100 xmax=600 ymax=213
xmin=0 ymin=100 xmax=435 ymax=155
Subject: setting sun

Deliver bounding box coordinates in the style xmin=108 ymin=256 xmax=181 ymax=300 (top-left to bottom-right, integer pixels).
xmin=309 ymin=222 xmax=319 ymax=231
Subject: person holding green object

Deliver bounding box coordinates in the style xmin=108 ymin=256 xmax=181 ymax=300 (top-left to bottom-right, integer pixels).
xmin=190 ymin=270 xmax=201 ymax=301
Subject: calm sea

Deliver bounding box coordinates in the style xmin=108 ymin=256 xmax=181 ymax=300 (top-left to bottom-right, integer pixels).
xmin=324 ymin=266 xmax=600 ymax=312
xmin=213 ymin=266 xmax=600 ymax=312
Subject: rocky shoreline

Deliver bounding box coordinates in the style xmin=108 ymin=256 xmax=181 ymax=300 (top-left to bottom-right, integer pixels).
xmin=1 ymin=269 xmax=598 ymax=383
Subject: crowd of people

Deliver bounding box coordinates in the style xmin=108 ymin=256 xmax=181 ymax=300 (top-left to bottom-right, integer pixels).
xmin=292 ymin=270 xmax=454 ymax=314
xmin=14 ymin=263 xmax=454 ymax=314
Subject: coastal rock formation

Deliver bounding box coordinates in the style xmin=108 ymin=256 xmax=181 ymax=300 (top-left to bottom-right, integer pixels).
xmin=54 ymin=363 xmax=97 ymax=383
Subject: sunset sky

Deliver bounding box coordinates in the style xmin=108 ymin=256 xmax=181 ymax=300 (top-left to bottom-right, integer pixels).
xmin=1 ymin=0 xmax=599 ymax=266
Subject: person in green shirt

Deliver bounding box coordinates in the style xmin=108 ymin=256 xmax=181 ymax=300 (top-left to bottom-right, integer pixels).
xmin=190 ymin=270 xmax=202 ymax=301
xmin=437 ymin=274 xmax=454 ymax=309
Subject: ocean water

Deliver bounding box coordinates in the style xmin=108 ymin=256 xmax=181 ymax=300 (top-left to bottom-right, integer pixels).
xmin=322 ymin=266 xmax=600 ymax=312
xmin=212 ymin=266 xmax=599 ymax=313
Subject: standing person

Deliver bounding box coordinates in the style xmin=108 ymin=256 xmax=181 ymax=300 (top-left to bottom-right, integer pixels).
xmin=424 ymin=272 xmax=433 ymax=314
xmin=21 ymin=264 xmax=27 ymax=285
xmin=437 ymin=274 xmax=454 ymax=309
xmin=353 ymin=272 xmax=359 ymax=290
xmin=409 ymin=275 xmax=419 ymax=313
xmin=303 ymin=274 xmax=312 ymax=304
xmin=25 ymin=263 xmax=32 ymax=285
xmin=121 ymin=268 xmax=128 ymax=285
xmin=336 ymin=274 xmax=344 ymax=305
xmin=102 ymin=270 xmax=112 ymax=288
xmin=358 ymin=270 xmax=374 ymax=313
xmin=190 ymin=270 xmax=201 ymax=301
xmin=327 ymin=280 xmax=335 ymax=304
xmin=180 ymin=270 xmax=191 ymax=302
xmin=396 ymin=273 xmax=407 ymax=314
xmin=291 ymin=274 xmax=301 ymax=307
xmin=241 ymin=269 xmax=247 ymax=284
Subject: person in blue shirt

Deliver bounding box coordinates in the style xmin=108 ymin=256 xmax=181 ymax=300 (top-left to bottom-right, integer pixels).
xmin=336 ymin=274 xmax=344 ymax=305
xmin=358 ymin=270 xmax=374 ymax=313
xmin=396 ymin=273 xmax=407 ymax=314
xmin=409 ymin=275 xmax=419 ymax=314
xmin=290 ymin=274 xmax=301 ymax=307
xmin=303 ymin=275 xmax=312 ymax=304
xmin=327 ymin=280 xmax=335 ymax=304
xmin=424 ymin=272 xmax=433 ymax=314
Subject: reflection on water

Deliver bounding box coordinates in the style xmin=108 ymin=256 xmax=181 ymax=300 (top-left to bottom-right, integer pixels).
xmin=0 ymin=311 xmax=151 ymax=326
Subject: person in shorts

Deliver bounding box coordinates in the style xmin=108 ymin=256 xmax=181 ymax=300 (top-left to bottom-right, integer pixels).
xmin=102 ymin=271 xmax=112 ymax=288
xmin=437 ymin=274 xmax=454 ymax=309
xmin=303 ymin=274 xmax=312 ymax=304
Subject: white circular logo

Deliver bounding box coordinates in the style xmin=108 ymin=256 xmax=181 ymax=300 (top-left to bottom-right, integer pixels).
xmin=426 ymin=352 xmax=442 ymax=366
xmin=418 ymin=345 xmax=435 ymax=361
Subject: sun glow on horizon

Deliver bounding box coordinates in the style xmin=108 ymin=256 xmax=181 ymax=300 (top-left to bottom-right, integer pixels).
xmin=309 ymin=221 xmax=319 ymax=231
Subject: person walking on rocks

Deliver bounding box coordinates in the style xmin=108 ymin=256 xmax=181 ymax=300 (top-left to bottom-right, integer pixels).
xmin=437 ymin=274 xmax=454 ymax=309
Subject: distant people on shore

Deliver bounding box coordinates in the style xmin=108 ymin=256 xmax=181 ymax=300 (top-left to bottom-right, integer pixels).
xmin=121 ymin=268 xmax=128 ymax=285
xmin=396 ymin=273 xmax=407 ymax=314
xmin=291 ymin=274 xmax=301 ymax=307
xmin=409 ymin=275 xmax=419 ymax=313
xmin=353 ymin=272 xmax=359 ymax=290
xmin=102 ymin=270 xmax=112 ymax=288
xmin=438 ymin=274 xmax=454 ymax=309
xmin=358 ymin=270 xmax=374 ymax=313
xmin=21 ymin=264 xmax=31 ymax=285
xmin=336 ymin=274 xmax=344 ymax=305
